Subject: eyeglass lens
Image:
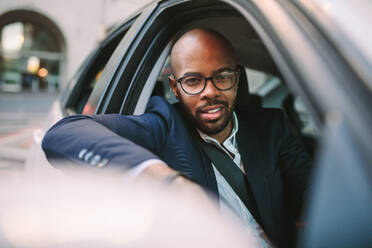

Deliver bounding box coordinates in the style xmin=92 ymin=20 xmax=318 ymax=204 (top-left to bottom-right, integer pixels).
xmin=181 ymin=71 xmax=237 ymax=94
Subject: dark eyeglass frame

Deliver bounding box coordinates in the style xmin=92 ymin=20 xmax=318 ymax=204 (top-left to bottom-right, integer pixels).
xmin=175 ymin=68 xmax=240 ymax=95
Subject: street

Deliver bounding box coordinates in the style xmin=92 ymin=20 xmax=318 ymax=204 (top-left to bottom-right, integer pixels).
xmin=0 ymin=92 xmax=58 ymax=170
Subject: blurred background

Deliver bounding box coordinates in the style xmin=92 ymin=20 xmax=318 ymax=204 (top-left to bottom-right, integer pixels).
xmin=0 ymin=0 xmax=152 ymax=173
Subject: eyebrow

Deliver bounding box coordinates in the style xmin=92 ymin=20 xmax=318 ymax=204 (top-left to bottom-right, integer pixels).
xmin=181 ymin=67 xmax=235 ymax=78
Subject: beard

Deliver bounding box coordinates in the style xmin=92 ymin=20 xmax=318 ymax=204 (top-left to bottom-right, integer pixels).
xmin=179 ymin=97 xmax=235 ymax=136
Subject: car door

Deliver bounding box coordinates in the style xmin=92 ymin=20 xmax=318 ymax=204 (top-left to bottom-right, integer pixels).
xmin=288 ymin=1 xmax=372 ymax=247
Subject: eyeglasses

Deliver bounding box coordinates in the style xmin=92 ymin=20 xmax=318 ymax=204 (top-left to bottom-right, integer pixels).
xmin=176 ymin=69 xmax=240 ymax=95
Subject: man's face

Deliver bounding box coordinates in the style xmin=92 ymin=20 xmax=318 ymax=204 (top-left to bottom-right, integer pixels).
xmin=169 ymin=31 xmax=238 ymax=136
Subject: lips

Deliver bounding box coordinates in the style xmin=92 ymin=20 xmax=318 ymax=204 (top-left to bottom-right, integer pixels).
xmin=206 ymin=107 xmax=221 ymax=114
xmin=198 ymin=105 xmax=224 ymax=121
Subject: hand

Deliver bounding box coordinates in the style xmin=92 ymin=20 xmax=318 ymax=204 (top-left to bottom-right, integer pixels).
xmin=138 ymin=162 xmax=218 ymax=212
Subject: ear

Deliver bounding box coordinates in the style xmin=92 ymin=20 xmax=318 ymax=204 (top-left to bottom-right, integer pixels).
xmin=168 ymin=75 xmax=180 ymax=99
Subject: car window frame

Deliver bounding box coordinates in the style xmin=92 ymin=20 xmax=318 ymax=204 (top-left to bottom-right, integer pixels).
xmin=61 ymin=15 xmax=138 ymax=116
xmin=294 ymin=0 xmax=372 ymax=93
xmin=83 ymin=2 xmax=159 ymax=115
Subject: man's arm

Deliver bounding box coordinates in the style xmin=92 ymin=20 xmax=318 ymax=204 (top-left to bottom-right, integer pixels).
xmin=42 ymin=112 xmax=215 ymax=207
xmin=43 ymin=97 xmax=172 ymax=172
xmin=42 ymin=113 xmax=162 ymax=171
xmin=42 ymin=113 xmax=194 ymax=181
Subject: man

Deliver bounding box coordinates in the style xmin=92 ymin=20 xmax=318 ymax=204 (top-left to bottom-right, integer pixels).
xmin=42 ymin=29 xmax=312 ymax=248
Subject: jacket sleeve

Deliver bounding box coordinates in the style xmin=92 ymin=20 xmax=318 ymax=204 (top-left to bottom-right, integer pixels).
xmin=42 ymin=101 xmax=169 ymax=172
xmin=277 ymin=111 xmax=313 ymax=217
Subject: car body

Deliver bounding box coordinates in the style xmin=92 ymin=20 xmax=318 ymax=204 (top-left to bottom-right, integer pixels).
xmin=25 ymin=0 xmax=372 ymax=247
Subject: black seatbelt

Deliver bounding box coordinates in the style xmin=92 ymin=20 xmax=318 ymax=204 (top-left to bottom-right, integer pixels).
xmin=200 ymin=141 xmax=261 ymax=223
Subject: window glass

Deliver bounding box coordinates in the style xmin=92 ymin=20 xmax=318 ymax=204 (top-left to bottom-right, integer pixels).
xmin=154 ymin=58 xmax=176 ymax=103
xmin=246 ymin=68 xmax=272 ymax=93
xmin=242 ymin=67 xmax=318 ymax=157
xmin=72 ymin=28 xmax=129 ymax=114
xmin=245 ymin=67 xmax=318 ymax=136
xmin=75 ymin=69 xmax=104 ymax=114
xmin=247 ymin=68 xmax=285 ymax=108
xmin=294 ymin=97 xmax=318 ymax=135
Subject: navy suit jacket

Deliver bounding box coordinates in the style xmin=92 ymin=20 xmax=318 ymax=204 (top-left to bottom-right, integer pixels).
xmin=43 ymin=96 xmax=312 ymax=247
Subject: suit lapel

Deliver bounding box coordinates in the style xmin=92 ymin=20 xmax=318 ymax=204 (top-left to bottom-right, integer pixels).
xmin=173 ymin=103 xmax=219 ymax=196
xmin=237 ymin=120 xmax=274 ymax=229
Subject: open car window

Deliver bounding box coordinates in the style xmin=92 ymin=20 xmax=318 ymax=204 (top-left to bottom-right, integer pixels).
xmin=73 ymin=35 xmax=125 ymax=114
xmin=63 ymin=18 xmax=136 ymax=115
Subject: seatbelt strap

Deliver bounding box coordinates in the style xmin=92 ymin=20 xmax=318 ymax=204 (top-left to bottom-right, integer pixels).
xmin=200 ymin=141 xmax=260 ymax=223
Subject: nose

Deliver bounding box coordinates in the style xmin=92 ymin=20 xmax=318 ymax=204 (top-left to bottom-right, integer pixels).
xmin=200 ymin=78 xmax=220 ymax=99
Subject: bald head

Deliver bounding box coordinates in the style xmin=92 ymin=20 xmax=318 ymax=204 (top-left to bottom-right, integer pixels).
xmin=167 ymin=29 xmax=239 ymax=141
xmin=170 ymin=28 xmax=236 ymax=77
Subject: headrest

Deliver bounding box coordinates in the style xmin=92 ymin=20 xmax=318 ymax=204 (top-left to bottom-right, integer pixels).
xmin=235 ymin=65 xmax=250 ymax=108
xmin=235 ymin=65 xmax=262 ymax=113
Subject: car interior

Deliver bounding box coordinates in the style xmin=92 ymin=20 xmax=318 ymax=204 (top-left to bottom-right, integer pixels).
xmin=145 ymin=15 xmax=318 ymax=159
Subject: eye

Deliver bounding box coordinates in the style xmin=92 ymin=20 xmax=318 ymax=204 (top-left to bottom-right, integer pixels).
xmin=215 ymin=72 xmax=233 ymax=81
xmin=215 ymin=74 xmax=227 ymax=80
xmin=184 ymin=76 xmax=202 ymax=85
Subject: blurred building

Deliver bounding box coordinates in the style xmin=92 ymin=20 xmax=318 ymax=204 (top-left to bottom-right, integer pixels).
xmin=0 ymin=0 xmax=151 ymax=93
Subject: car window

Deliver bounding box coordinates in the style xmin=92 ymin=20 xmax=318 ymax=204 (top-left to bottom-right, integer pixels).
xmin=293 ymin=97 xmax=318 ymax=136
xmin=75 ymin=69 xmax=104 ymax=114
xmin=243 ymin=67 xmax=318 ymax=157
xmin=73 ymin=36 xmax=125 ymax=114
xmin=248 ymin=67 xmax=318 ymax=136
xmin=154 ymin=58 xmax=175 ymax=103
xmin=64 ymin=20 xmax=135 ymax=115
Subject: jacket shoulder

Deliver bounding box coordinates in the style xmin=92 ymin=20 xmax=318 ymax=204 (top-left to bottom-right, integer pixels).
xmin=146 ymin=96 xmax=175 ymax=118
